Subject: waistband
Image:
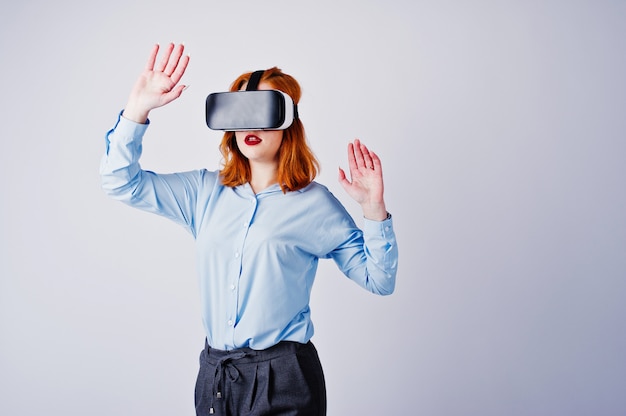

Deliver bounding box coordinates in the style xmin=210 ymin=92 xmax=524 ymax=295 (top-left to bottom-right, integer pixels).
xmin=204 ymin=339 xmax=311 ymax=364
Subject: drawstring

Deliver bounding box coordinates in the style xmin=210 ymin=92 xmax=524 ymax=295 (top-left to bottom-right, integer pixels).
xmin=209 ymin=351 xmax=248 ymax=414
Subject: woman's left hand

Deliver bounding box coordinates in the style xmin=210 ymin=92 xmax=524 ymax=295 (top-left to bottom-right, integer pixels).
xmin=338 ymin=139 xmax=388 ymax=221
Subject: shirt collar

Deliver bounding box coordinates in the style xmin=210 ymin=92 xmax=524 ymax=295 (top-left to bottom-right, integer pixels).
xmin=235 ymin=182 xmax=284 ymax=198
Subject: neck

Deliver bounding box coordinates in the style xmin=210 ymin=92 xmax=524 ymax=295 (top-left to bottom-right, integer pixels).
xmin=249 ymin=161 xmax=278 ymax=194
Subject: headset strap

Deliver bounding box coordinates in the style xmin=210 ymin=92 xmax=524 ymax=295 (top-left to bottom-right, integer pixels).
xmin=245 ymin=69 xmax=299 ymax=120
xmin=246 ymin=70 xmax=264 ymax=91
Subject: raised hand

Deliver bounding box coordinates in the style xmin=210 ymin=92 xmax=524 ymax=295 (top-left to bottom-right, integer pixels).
xmin=123 ymin=43 xmax=190 ymax=123
xmin=338 ymin=139 xmax=388 ymax=221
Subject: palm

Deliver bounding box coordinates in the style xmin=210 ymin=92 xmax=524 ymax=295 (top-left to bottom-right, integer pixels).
xmin=124 ymin=43 xmax=190 ymax=122
xmin=132 ymin=69 xmax=180 ymax=109
xmin=338 ymin=139 xmax=387 ymax=220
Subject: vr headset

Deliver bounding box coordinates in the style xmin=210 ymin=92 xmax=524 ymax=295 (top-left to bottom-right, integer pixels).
xmin=205 ymin=70 xmax=298 ymax=131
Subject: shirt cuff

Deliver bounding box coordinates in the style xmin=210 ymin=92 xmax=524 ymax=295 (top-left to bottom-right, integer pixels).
xmin=104 ymin=111 xmax=150 ymax=155
xmin=111 ymin=110 xmax=150 ymax=140
xmin=363 ymin=213 xmax=394 ymax=239
xmin=118 ymin=110 xmax=150 ymax=131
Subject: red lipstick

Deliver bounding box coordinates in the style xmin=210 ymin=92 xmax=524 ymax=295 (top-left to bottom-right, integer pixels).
xmin=244 ymin=135 xmax=262 ymax=146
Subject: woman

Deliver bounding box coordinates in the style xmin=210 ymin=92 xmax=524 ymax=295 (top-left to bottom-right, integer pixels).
xmin=100 ymin=43 xmax=398 ymax=416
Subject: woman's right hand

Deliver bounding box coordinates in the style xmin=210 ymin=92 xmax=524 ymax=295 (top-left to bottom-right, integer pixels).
xmin=122 ymin=43 xmax=190 ymax=124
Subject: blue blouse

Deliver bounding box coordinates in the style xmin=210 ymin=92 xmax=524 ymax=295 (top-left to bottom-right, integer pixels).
xmin=100 ymin=114 xmax=398 ymax=350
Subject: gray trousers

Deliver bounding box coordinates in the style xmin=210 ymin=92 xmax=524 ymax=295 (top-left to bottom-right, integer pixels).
xmin=195 ymin=340 xmax=327 ymax=416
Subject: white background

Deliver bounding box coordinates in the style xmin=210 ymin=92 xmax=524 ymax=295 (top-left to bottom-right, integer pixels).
xmin=1 ymin=0 xmax=625 ymax=415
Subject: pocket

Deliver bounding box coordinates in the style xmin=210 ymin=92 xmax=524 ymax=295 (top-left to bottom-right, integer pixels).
xmin=267 ymin=350 xmax=324 ymax=414
xmin=297 ymin=343 xmax=327 ymax=399
xmin=240 ymin=362 xmax=270 ymax=414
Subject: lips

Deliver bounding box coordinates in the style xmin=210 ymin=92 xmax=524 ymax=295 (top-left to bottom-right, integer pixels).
xmin=244 ymin=135 xmax=262 ymax=146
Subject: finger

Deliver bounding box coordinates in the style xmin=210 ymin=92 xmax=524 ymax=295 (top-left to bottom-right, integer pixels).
xmin=346 ymin=142 xmax=358 ymax=172
xmin=170 ymin=52 xmax=190 ymax=85
xmin=338 ymin=166 xmax=347 ymax=182
xmin=155 ymin=42 xmax=175 ymax=72
xmin=161 ymin=84 xmax=188 ymax=104
xmin=360 ymin=142 xmax=375 ymax=169
xmin=370 ymin=150 xmax=382 ymax=171
xmin=145 ymin=44 xmax=160 ymax=71
xmin=338 ymin=167 xmax=352 ymax=191
xmin=164 ymin=44 xmax=184 ymax=76
xmin=352 ymin=138 xmax=367 ymax=169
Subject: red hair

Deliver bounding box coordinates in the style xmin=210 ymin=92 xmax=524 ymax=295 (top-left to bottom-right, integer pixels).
xmin=219 ymin=67 xmax=319 ymax=193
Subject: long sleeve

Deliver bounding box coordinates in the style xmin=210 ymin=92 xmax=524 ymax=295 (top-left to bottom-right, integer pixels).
xmin=99 ymin=113 xmax=212 ymax=236
xmin=329 ymin=213 xmax=398 ymax=296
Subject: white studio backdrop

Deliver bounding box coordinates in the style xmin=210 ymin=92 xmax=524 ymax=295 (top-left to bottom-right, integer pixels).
xmin=1 ymin=0 xmax=625 ymax=415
